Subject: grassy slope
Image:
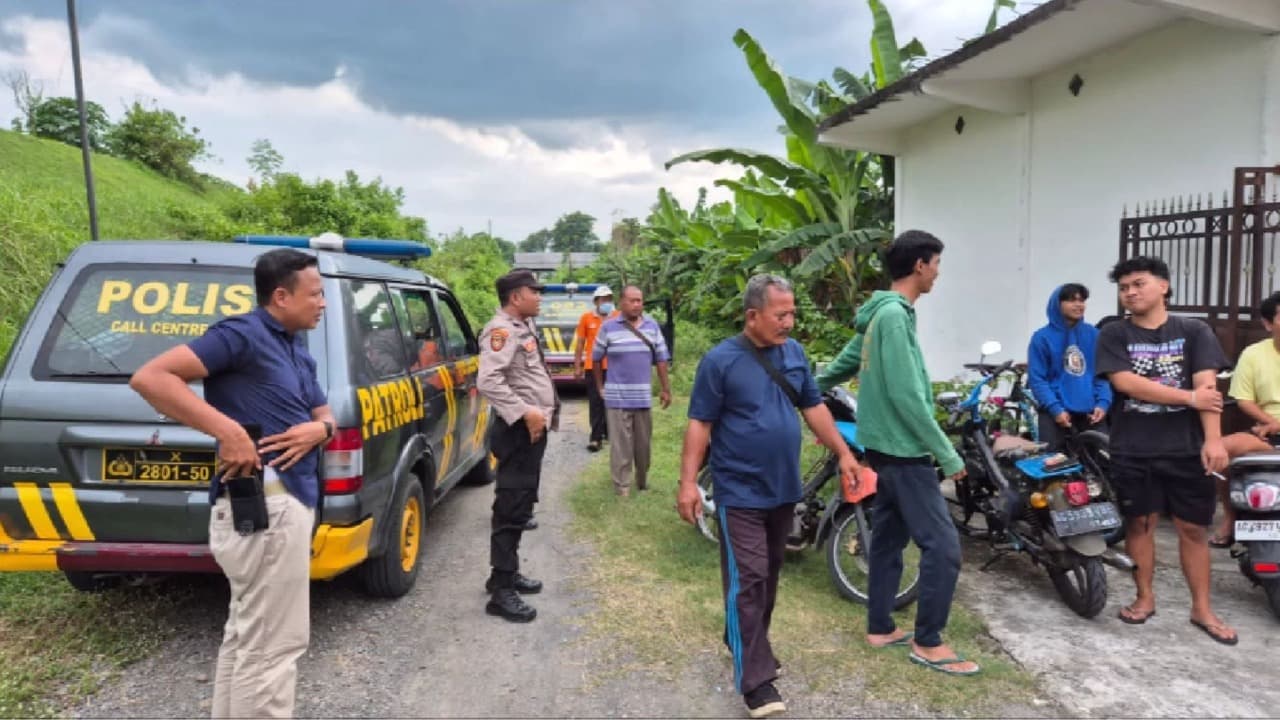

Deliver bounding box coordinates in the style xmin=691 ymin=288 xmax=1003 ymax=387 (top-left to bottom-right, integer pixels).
xmin=568 ymin=327 xmax=1043 ymax=714
xmin=0 ymin=130 xmax=233 ymax=715
xmin=0 ymin=129 xmax=232 ymax=354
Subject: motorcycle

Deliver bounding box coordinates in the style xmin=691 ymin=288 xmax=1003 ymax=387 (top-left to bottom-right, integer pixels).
xmin=694 ymin=386 xmax=921 ymax=610
xmin=1226 ymin=454 xmax=1280 ymax=619
xmin=937 ymin=341 xmax=1134 ymax=618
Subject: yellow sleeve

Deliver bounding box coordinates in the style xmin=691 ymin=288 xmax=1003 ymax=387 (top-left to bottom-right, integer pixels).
xmin=1230 ymin=347 xmax=1258 ymax=402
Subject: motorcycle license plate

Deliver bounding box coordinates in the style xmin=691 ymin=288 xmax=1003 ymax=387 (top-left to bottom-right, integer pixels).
xmin=1235 ymin=520 xmax=1280 ymax=541
xmin=1050 ymin=502 xmax=1121 ymax=538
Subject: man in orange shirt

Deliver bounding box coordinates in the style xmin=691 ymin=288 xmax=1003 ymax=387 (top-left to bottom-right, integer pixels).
xmin=575 ymin=286 xmax=616 ymax=452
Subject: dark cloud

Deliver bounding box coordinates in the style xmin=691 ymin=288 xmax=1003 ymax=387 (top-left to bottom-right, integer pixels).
xmin=4 ymin=0 xmax=874 ymax=130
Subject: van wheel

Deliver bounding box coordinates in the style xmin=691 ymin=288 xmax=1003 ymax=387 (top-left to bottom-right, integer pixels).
xmin=359 ymin=478 xmax=426 ymax=598
xmin=460 ymin=453 xmax=496 ymax=486
xmin=64 ymin=571 xmax=122 ymax=593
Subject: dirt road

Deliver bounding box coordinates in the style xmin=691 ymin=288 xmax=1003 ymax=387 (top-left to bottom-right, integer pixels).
xmin=70 ymin=402 xmax=748 ymax=718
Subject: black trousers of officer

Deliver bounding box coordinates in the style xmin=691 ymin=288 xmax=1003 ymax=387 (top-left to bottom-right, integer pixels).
xmin=489 ymin=417 xmax=547 ymax=589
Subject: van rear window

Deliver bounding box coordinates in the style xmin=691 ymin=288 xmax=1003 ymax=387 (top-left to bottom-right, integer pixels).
xmin=539 ymin=295 xmax=593 ymax=324
xmin=35 ymin=264 xmax=255 ymax=380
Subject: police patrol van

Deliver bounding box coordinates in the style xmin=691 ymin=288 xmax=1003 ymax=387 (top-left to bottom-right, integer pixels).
xmin=0 ymin=235 xmax=493 ymax=597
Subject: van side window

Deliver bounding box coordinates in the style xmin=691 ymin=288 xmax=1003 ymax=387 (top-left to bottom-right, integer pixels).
xmin=391 ymin=288 xmax=442 ymax=371
xmin=347 ymin=280 xmax=405 ymax=382
xmin=434 ymin=292 xmax=476 ymax=359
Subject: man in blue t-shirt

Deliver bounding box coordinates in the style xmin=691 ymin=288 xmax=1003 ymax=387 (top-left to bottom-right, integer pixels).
xmin=676 ymin=274 xmax=860 ymax=719
xmin=130 ymin=249 xmax=334 ymax=718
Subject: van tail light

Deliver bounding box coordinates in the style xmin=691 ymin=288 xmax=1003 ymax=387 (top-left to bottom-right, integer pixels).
xmin=1254 ymin=562 xmax=1280 ymax=574
xmin=323 ymin=428 xmax=364 ymax=494
xmin=1064 ymin=480 xmax=1090 ymax=507
xmin=1246 ymin=482 xmax=1280 ymax=511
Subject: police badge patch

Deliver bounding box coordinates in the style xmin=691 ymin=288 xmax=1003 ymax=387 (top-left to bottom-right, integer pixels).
xmin=491 ymin=329 xmax=508 ymax=351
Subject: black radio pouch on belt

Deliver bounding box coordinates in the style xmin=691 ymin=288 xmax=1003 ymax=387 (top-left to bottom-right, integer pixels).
xmin=225 ymin=423 xmax=268 ymax=536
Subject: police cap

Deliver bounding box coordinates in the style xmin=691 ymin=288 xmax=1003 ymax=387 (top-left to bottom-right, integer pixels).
xmin=495 ymin=268 xmax=545 ymax=299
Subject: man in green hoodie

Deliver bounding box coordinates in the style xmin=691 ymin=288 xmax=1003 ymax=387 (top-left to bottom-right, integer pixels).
xmin=819 ymin=230 xmax=978 ymax=676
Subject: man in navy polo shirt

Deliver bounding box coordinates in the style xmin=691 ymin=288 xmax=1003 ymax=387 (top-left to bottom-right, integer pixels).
xmin=676 ymin=274 xmax=860 ymax=719
xmin=131 ymin=248 xmax=334 ymax=719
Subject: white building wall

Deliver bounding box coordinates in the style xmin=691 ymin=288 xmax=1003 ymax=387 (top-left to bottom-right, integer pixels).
xmin=897 ymin=109 xmax=1028 ymax=378
xmin=894 ymin=19 xmax=1274 ymax=378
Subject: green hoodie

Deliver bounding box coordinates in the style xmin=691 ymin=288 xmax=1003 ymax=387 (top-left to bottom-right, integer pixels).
xmin=823 ymin=290 xmax=963 ymax=476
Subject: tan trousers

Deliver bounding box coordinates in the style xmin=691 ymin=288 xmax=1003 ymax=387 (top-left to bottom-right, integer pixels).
xmin=209 ymin=491 xmax=314 ymax=719
xmin=606 ymin=407 xmax=652 ymax=494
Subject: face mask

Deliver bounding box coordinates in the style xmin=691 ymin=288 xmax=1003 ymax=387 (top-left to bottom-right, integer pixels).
xmin=598 ymin=302 xmax=615 ymax=315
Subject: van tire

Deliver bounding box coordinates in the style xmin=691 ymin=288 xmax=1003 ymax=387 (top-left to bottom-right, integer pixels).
xmin=359 ymin=477 xmax=427 ymax=598
xmin=64 ymin=571 xmax=121 ymax=593
xmin=460 ymin=453 xmax=496 ymax=486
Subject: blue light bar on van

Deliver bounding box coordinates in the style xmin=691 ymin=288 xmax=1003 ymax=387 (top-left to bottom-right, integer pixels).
xmin=542 ymin=283 xmax=599 ymax=294
xmin=233 ymin=234 xmax=432 ymax=260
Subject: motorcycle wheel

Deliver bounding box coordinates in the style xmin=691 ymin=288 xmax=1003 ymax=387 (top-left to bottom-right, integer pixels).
xmin=1048 ymin=556 xmax=1108 ymax=618
xmin=694 ymin=465 xmax=719 ymax=544
xmin=1264 ymin=579 xmax=1280 ymax=621
xmin=827 ymin=502 xmax=920 ymax=609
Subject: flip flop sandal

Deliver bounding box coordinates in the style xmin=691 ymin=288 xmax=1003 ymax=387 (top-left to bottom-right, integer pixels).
xmin=1209 ymin=534 xmax=1235 ymax=549
xmin=909 ymin=651 xmax=981 ymax=676
xmin=1119 ymin=605 xmax=1156 ymax=625
xmin=1190 ymin=618 xmax=1239 ymax=646
xmin=870 ymin=631 xmax=914 ymax=649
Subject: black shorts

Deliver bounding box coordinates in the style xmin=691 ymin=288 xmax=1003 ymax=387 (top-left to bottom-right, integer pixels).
xmin=1109 ymin=455 xmax=1216 ymax=526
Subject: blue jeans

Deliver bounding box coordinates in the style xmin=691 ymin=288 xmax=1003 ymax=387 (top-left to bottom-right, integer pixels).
xmin=865 ymin=451 xmax=962 ymax=648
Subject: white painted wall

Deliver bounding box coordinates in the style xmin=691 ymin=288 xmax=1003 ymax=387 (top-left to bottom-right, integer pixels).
xmin=894 ymin=19 xmax=1277 ymax=378
xmin=897 ymin=109 xmax=1028 ymax=378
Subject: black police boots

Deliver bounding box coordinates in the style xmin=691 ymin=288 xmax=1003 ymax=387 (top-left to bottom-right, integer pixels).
xmin=485 ymin=572 xmax=542 ymax=595
xmin=486 ymin=588 xmax=537 ymax=623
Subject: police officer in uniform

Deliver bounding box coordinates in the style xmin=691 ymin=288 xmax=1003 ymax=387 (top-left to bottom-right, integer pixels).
xmin=477 ymin=269 xmax=559 ymax=622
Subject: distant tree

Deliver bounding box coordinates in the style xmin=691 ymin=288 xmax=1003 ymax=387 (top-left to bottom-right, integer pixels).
xmin=519 ymin=228 xmax=553 ymax=253
xmin=107 ymin=100 xmax=210 ymax=186
xmin=221 ymin=169 xmax=427 ymax=241
xmin=247 ymin=138 xmax=283 ymax=179
xmin=423 ymin=231 xmax=512 ymax=327
xmin=549 ymin=211 xmax=599 ymax=253
xmin=27 ymin=97 xmax=111 ymax=150
xmin=493 ymin=236 xmax=517 ymax=264
xmin=610 ymin=217 xmax=642 ymax=250
xmin=3 ymin=70 xmax=43 ymax=133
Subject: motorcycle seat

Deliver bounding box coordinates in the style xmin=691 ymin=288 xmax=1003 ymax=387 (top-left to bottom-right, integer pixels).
xmin=1229 ymin=452 xmax=1280 ymax=470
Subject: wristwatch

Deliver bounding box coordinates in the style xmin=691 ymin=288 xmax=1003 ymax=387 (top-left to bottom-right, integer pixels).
xmin=321 ymin=420 xmax=334 ymax=440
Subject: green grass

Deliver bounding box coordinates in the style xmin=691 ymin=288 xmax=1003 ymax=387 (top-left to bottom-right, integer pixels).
xmin=0 ymin=573 xmax=197 ymax=717
xmin=0 ymin=129 xmax=235 ymax=355
xmin=567 ymin=328 xmax=1042 ymax=714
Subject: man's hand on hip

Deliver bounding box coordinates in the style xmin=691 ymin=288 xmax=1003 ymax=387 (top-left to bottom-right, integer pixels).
xmin=260 ymin=421 xmax=329 ymax=471
xmin=216 ymin=424 xmax=261 ymax=480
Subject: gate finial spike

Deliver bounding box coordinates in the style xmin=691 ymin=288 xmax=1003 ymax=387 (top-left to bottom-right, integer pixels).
xmin=1208 ymin=192 xmax=1214 ymax=209
xmin=1195 ymin=194 xmax=1203 ymax=210
xmin=1176 ymin=196 xmax=1183 ymax=212
xmin=1224 ymin=190 xmax=1230 ymax=207
xmin=1122 ymin=203 xmax=1128 ymax=218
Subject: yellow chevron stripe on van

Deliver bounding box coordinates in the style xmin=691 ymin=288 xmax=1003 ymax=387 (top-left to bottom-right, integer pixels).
xmin=50 ymin=483 xmax=95 ymax=541
xmin=15 ymin=483 xmax=59 ymax=540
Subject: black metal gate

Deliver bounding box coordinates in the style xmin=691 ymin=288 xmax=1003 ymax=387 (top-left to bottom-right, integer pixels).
xmin=1119 ymin=165 xmax=1280 ymax=360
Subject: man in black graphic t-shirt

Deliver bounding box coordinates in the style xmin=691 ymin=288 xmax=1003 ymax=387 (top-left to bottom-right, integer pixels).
xmin=1096 ymin=256 xmax=1237 ymax=645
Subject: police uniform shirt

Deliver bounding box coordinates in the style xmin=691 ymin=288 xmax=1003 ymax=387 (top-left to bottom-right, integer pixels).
xmin=477 ymin=309 xmax=557 ymax=426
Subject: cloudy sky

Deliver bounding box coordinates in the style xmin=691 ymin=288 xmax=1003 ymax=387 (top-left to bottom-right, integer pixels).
xmin=0 ymin=0 xmax=1003 ymax=243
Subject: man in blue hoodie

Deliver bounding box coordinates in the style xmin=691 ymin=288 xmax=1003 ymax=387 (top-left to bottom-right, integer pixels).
xmin=1027 ymin=284 xmax=1113 ymax=448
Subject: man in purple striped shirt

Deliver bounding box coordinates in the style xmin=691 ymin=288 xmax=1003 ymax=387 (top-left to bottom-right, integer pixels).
xmin=592 ymin=286 xmax=672 ymax=496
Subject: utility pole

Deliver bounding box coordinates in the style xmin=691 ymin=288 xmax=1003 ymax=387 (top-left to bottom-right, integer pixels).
xmin=66 ymin=0 xmax=99 ymax=241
